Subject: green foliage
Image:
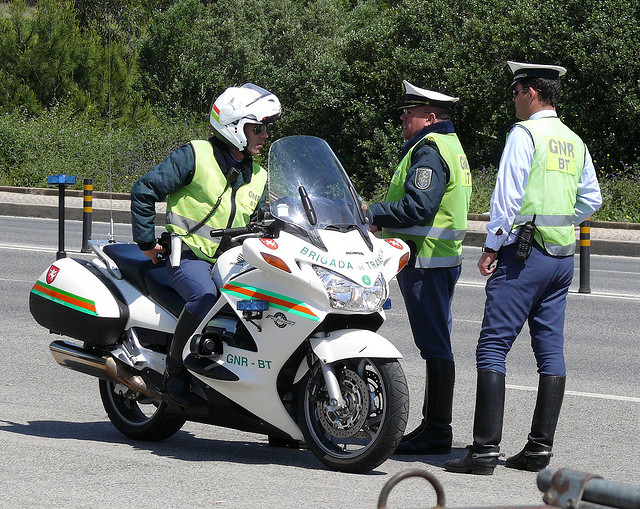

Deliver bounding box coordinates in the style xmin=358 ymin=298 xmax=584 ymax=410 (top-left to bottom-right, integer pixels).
xmin=0 ymin=0 xmax=152 ymax=122
xmin=1 ymin=0 xmax=639 ymax=223
xmin=468 ymin=167 xmax=497 ymax=216
xmin=0 ymin=106 xmax=207 ymax=190
xmin=593 ymin=170 xmax=640 ymax=223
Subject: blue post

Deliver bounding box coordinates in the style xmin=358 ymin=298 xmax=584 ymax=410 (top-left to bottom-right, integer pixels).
xmin=47 ymin=174 xmax=76 ymax=260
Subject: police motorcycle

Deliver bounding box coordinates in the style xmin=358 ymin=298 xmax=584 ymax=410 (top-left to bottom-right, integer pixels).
xmin=29 ymin=135 xmax=411 ymax=473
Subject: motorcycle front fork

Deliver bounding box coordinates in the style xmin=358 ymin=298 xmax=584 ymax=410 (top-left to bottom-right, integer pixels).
xmin=319 ymin=361 xmax=347 ymax=410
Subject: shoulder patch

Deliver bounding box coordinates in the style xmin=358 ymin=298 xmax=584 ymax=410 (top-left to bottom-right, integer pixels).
xmin=414 ymin=167 xmax=433 ymax=190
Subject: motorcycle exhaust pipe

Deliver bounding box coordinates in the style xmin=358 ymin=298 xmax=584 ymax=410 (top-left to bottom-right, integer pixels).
xmin=104 ymin=357 xmax=163 ymax=400
xmin=49 ymin=340 xmax=162 ymax=400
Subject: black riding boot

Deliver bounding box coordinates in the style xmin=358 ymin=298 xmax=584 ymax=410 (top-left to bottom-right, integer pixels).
xmin=444 ymin=369 xmax=505 ymax=475
xmin=396 ymin=359 xmax=455 ymax=455
xmin=506 ymin=375 xmax=566 ymax=472
xmin=164 ymin=308 xmax=201 ymax=407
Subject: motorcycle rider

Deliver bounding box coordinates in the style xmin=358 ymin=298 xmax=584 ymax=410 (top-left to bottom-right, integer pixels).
xmin=131 ymin=83 xmax=281 ymax=407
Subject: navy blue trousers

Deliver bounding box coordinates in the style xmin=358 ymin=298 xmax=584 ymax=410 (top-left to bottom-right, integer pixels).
xmin=476 ymin=242 xmax=574 ymax=376
xmin=167 ymin=250 xmax=219 ymax=320
xmin=397 ymin=264 xmax=462 ymax=361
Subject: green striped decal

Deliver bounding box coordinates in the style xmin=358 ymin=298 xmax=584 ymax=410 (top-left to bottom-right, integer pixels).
xmin=221 ymin=281 xmax=319 ymax=321
xmin=31 ymin=281 xmax=98 ymax=316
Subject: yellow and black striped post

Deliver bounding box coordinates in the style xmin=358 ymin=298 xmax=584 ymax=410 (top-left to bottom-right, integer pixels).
xmin=81 ymin=178 xmax=93 ymax=252
xmin=579 ymin=219 xmax=591 ymax=293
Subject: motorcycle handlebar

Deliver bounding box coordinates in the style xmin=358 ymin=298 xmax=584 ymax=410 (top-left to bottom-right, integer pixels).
xmin=210 ymin=226 xmax=251 ymax=238
xmin=209 ymin=219 xmax=275 ymax=238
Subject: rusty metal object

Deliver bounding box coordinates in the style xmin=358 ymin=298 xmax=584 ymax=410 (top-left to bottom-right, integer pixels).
xmin=376 ymin=467 xmax=640 ymax=509
xmin=377 ymin=468 xmax=446 ymax=509
xmin=538 ymin=468 xmax=640 ymax=509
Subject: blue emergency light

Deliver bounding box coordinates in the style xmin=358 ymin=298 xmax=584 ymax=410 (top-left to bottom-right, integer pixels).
xmin=47 ymin=174 xmax=77 ymax=185
xmin=237 ymin=300 xmax=270 ymax=312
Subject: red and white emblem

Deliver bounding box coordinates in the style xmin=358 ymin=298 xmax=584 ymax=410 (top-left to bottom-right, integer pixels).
xmin=260 ymin=238 xmax=278 ymax=250
xmin=385 ymin=238 xmax=404 ymax=250
xmin=46 ymin=265 xmax=60 ymax=284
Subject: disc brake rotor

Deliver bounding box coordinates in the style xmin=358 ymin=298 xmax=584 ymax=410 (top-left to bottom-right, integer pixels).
xmin=316 ymin=368 xmax=371 ymax=438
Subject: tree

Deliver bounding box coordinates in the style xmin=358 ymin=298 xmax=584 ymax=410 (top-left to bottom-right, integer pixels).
xmin=0 ymin=0 xmax=152 ymax=123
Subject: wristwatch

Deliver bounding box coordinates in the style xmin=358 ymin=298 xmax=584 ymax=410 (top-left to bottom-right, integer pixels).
xmin=482 ymin=244 xmax=497 ymax=254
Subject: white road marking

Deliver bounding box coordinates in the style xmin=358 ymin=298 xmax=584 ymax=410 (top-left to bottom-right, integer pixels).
xmin=457 ymin=280 xmax=640 ymax=301
xmin=0 ymin=243 xmax=86 ymax=254
xmin=507 ymin=384 xmax=640 ymax=403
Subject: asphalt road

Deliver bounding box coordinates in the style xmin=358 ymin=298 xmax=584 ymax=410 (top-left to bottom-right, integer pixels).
xmin=1 ymin=216 xmax=639 ymax=508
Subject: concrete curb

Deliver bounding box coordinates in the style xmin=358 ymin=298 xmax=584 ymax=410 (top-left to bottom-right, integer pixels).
xmin=467 ymin=213 xmax=640 ymax=231
xmin=0 ymin=202 xmax=153 ymax=224
xmin=2 ymin=186 xmax=639 ymax=257
xmin=0 ymin=185 xmax=130 ymax=200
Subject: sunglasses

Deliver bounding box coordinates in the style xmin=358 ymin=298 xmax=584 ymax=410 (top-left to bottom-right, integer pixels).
xmin=512 ymin=87 xmax=529 ymax=99
xmin=511 ymin=86 xmax=541 ymax=99
xmin=401 ymin=106 xmax=429 ymax=116
xmin=249 ymin=124 xmax=267 ymax=134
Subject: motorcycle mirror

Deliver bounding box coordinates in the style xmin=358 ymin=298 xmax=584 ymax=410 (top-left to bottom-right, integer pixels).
xmin=298 ymin=186 xmax=317 ymax=226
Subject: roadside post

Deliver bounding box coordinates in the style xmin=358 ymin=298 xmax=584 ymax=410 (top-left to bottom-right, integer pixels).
xmin=579 ymin=219 xmax=591 ymax=293
xmin=47 ymin=174 xmax=76 ymax=260
xmin=81 ymin=178 xmax=93 ymax=252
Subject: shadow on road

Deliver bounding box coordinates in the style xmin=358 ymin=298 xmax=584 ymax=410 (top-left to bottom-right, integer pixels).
xmin=0 ymin=418 xmax=386 ymax=474
xmin=390 ymin=446 xmax=470 ymax=468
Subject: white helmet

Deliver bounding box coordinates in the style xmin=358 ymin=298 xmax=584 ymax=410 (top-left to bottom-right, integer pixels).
xmin=209 ymin=83 xmax=282 ymax=151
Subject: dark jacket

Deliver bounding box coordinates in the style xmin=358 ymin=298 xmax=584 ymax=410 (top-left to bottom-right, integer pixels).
xmin=130 ymin=137 xmax=266 ymax=250
xmin=369 ymin=121 xmax=454 ymax=228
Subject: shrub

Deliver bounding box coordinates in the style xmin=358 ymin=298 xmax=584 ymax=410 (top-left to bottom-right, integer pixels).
xmin=0 ymin=106 xmax=207 ymax=191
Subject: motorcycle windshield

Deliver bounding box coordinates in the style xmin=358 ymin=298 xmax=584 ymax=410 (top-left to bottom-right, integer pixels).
xmin=268 ymin=136 xmax=368 ymax=246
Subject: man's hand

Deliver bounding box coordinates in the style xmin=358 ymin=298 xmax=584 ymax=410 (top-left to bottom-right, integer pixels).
xmin=143 ymin=244 xmax=166 ymax=264
xmin=477 ymin=252 xmax=497 ymax=276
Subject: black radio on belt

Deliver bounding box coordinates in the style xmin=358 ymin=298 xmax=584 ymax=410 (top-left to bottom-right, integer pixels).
xmin=157 ymin=231 xmax=172 ymax=255
xmin=514 ymin=214 xmax=536 ymax=262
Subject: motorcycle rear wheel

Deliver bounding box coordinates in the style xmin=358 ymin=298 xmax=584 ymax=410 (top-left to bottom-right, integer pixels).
xmin=99 ymin=379 xmax=185 ymax=441
xmin=297 ymin=357 xmax=408 ymax=473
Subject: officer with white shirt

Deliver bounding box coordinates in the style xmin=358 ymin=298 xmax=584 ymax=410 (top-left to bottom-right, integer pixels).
xmin=445 ymin=61 xmax=602 ymax=475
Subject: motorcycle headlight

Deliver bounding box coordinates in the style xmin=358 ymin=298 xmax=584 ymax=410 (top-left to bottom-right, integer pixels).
xmin=313 ymin=265 xmax=387 ymax=312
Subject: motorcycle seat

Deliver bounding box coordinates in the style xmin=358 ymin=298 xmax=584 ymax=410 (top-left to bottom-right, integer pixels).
xmin=102 ymin=243 xmax=185 ymax=317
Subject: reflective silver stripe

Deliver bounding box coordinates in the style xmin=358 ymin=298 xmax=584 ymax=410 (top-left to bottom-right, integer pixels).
xmin=384 ymin=225 xmax=467 ymax=241
xmin=544 ymin=241 xmax=576 ymax=256
xmin=414 ymin=255 xmax=463 ymax=268
xmin=166 ymin=211 xmax=221 ymax=239
xmin=514 ymin=214 xmax=574 ymax=227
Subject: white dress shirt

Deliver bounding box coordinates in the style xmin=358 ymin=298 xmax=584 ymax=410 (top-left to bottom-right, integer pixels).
xmin=485 ymin=110 xmax=602 ymax=250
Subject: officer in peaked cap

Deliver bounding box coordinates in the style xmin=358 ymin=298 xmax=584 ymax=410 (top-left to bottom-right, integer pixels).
xmin=445 ymin=62 xmax=602 ymax=475
xmin=508 ymin=61 xmax=567 ymax=87
xmin=366 ymin=80 xmax=472 ymax=455
xmin=400 ymin=80 xmax=460 ymax=109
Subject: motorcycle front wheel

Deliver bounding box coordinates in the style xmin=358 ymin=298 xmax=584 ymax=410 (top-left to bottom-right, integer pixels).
xmin=297 ymin=357 xmax=409 ymax=473
xmin=99 ymin=379 xmax=185 ymax=441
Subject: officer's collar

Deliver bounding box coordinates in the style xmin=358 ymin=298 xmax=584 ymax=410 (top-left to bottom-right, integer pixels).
xmin=211 ymin=137 xmax=253 ymax=183
xmin=402 ymin=120 xmax=455 ymax=157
